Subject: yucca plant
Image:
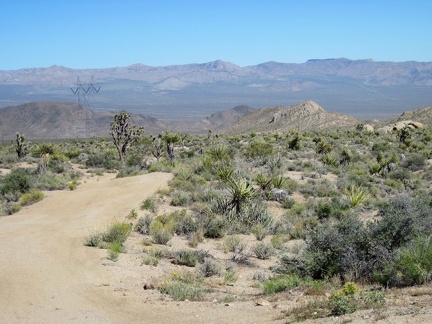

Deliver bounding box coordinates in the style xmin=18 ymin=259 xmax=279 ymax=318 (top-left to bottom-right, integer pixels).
xmin=216 ymin=166 xmax=234 ymax=181
xmin=207 ymin=145 xmax=232 ymax=162
xmin=272 ymin=175 xmax=287 ymax=189
xmin=316 ymin=140 xmax=332 ymax=154
xmin=225 ymin=177 xmax=257 ymax=217
xmin=344 ymin=185 xmax=369 ymax=208
xmin=339 ymin=148 xmax=353 ymax=165
xmin=322 ymin=153 xmax=339 ymax=167
xmin=255 ymin=172 xmax=273 ymax=196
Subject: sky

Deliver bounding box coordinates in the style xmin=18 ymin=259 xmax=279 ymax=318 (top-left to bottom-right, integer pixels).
xmin=1 ymin=0 xmax=431 ymax=70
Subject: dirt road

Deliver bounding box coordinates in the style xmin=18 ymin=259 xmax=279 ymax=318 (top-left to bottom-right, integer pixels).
xmin=0 ymin=172 xmax=282 ymax=324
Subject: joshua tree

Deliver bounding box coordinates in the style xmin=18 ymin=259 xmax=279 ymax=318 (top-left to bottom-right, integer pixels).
xmin=33 ymin=143 xmax=55 ymax=174
xmin=151 ymin=134 xmax=163 ymax=162
xmin=163 ymin=131 xmax=180 ymax=161
xmin=15 ymin=132 xmax=28 ymax=158
xmin=109 ymin=113 xmax=144 ymax=167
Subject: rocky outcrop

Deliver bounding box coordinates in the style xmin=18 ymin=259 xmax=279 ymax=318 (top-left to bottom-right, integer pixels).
xmin=376 ymin=120 xmax=424 ymax=134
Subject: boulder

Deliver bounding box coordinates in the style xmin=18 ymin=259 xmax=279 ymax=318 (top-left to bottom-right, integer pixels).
xmin=363 ymin=124 xmax=374 ymax=132
xmin=376 ymin=126 xmax=392 ymax=134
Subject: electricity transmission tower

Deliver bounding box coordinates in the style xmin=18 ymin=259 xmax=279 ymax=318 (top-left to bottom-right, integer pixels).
xmin=70 ymin=76 xmax=101 ymax=138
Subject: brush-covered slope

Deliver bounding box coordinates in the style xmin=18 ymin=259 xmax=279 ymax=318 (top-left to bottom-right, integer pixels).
xmin=224 ymin=100 xmax=359 ymax=134
xmin=0 ymin=102 xmax=167 ymax=139
xmin=169 ymin=105 xmax=255 ymax=134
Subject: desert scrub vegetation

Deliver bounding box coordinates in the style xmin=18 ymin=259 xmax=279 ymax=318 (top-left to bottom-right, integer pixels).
xmin=0 ymin=155 xmax=82 ymax=215
xmin=84 ymin=222 xmax=132 ymax=260
xmin=2 ymin=123 xmax=432 ymax=320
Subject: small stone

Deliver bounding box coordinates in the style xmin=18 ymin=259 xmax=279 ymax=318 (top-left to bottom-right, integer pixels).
xmin=256 ymin=299 xmax=271 ymax=306
xmin=143 ymin=283 xmax=155 ymax=290
xmin=212 ymin=299 xmax=218 ymax=303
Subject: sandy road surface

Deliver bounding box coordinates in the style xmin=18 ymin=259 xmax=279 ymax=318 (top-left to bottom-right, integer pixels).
xmin=0 ymin=172 xmax=283 ymax=324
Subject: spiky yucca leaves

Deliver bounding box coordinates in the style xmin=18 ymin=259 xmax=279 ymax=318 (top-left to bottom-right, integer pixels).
xmin=255 ymin=172 xmax=273 ymax=196
xmin=339 ymin=148 xmax=353 ymax=166
xmin=225 ymin=177 xmax=257 ymax=218
xmin=322 ymin=154 xmax=339 ymax=167
xmin=344 ymin=185 xmax=369 ymax=208
xmin=315 ymin=140 xmax=332 ymax=154
xmin=206 ymin=145 xmax=232 ymax=162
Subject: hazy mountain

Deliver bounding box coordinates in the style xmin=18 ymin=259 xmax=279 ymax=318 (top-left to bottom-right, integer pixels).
xmin=224 ymin=101 xmax=359 ymax=134
xmin=0 ymin=102 xmax=168 ymax=139
xmin=1 ymin=59 xmax=431 ymax=121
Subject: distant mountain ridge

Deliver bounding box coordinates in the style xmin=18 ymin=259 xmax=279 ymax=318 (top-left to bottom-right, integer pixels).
xmin=1 ymin=58 xmax=432 ymax=121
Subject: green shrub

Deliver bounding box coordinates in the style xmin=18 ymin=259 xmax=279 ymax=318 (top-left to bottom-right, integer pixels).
xmin=369 ymin=194 xmax=432 ymax=251
xmin=196 ymin=257 xmax=222 ymax=277
xmin=242 ymin=141 xmax=273 ymax=160
xmin=329 ymin=293 xmax=358 ymax=315
xmin=170 ymin=190 xmax=192 ymax=207
xmin=223 ymin=235 xmax=246 ymax=254
xmin=251 ymin=224 xmax=269 ymax=241
xmin=142 ymin=248 xmax=163 ymax=266
xmin=252 ymin=242 xmax=275 ymax=260
xmin=204 ymin=217 xmax=225 ymax=238
xmin=135 ymin=215 xmax=152 ymax=235
xmin=84 ymin=233 xmax=102 ymax=247
xmin=67 ymin=179 xmax=79 ymax=190
xmin=402 ymin=153 xmax=426 ymax=171
xmin=171 ymin=250 xmax=199 ymax=267
xmin=102 ymin=222 xmax=132 ymax=244
xmin=1 ymin=169 xmax=31 ymax=196
xmin=150 ymin=219 xmax=173 ymax=245
xmin=262 ymin=274 xmax=303 ymax=294
xmin=375 ymin=235 xmax=432 ymax=287
xmin=140 ymin=198 xmax=157 ymax=213
xmin=329 ymin=282 xmax=358 ymax=315
xmin=20 ymin=189 xmax=44 ymax=206
xmin=160 ymin=280 xmax=207 ymax=301
xmin=3 ymin=202 xmax=22 ymax=215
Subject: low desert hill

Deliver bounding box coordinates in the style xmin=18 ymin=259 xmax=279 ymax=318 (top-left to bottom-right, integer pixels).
xmin=170 ymin=105 xmax=255 ymax=134
xmin=224 ymin=100 xmax=359 ymax=134
xmin=0 ymin=102 xmax=167 ymax=139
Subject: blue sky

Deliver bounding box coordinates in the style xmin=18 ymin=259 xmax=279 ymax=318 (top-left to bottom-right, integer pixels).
xmin=1 ymin=0 xmax=431 ymax=70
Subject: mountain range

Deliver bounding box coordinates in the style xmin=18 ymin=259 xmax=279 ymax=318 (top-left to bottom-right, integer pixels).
xmin=1 ymin=58 xmax=432 ymax=121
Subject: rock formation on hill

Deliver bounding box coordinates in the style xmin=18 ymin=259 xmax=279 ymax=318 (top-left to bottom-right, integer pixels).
xmin=224 ymin=100 xmax=359 ymax=134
